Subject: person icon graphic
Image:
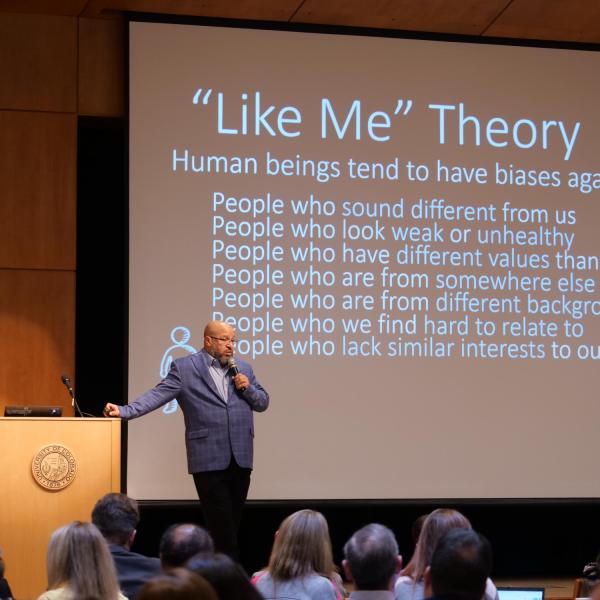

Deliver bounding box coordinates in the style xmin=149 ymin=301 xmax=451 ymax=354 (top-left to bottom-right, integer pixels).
xmin=160 ymin=326 xmax=197 ymax=415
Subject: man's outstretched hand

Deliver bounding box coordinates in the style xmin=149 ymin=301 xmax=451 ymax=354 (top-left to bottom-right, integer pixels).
xmin=103 ymin=403 xmax=121 ymax=417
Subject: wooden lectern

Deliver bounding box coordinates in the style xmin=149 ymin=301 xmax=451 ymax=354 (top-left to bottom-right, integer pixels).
xmin=0 ymin=417 xmax=121 ymax=600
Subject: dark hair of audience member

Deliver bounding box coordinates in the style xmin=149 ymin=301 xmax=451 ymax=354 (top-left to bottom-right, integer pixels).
xmin=267 ymin=509 xmax=337 ymax=581
xmin=400 ymin=513 xmax=429 ymax=576
xmin=429 ymin=529 xmax=492 ymax=600
xmin=136 ymin=568 xmax=217 ymax=600
xmin=44 ymin=521 xmax=122 ymax=600
xmin=403 ymin=508 xmax=471 ymax=581
xmin=582 ymin=552 xmax=600 ymax=597
xmin=0 ymin=547 xmax=14 ymax=600
xmin=91 ymin=493 xmax=140 ymax=546
xmin=343 ymin=523 xmax=399 ymax=591
xmin=159 ymin=524 xmax=214 ymax=568
xmin=186 ymin=552 xmax=263 ymax=600
xmin=412 ymin=514 xmax=429 ymax=545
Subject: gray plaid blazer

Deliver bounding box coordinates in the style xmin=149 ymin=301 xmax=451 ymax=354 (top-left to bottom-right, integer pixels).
xmin=120 ymin=349 xmax=269 ymax=473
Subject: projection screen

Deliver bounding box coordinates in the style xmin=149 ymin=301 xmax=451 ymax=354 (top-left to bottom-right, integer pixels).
xmin=128 ymin=20 xmax=600 ymax=500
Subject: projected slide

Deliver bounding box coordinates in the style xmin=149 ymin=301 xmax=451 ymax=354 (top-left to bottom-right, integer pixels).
xmin=129 ymin=21 xmax=600 ymax=500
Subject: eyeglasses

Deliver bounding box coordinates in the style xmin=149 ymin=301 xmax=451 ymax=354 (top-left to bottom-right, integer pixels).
xmin=209 ymin=336 xmax=237 ymax=345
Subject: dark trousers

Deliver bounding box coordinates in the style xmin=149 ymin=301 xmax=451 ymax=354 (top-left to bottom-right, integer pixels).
xmin=193 ymin=459 xmax=251 ymax=560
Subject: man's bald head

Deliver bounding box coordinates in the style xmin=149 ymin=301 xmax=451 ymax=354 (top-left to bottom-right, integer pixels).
xmin=203 ymin=321 xmax=234 ymax=338
xmin=159 ymin=523 xmax=214 ymax=569
xmin=203 ymin=321 xmax=236 ymax=365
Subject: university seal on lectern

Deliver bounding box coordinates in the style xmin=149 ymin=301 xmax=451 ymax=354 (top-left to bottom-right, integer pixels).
xmin=32 ymin=444 xmax=77 ymax=491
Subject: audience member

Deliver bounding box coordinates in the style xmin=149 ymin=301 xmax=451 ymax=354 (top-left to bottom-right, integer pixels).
xmin=159 ymin=523 xmax=214 ymax=570
xmin=187 ymin=552 xmax=263 ymax=600
xmin=91 ymin=493 xmax=161 ymax=599
xmin=582 ymin=552 xmax=600 ymax=597
xmin=343 ymin=523 xmax=402 ymax=599
xmin=252 ymin=509 xmax=343 ymax=599
xmin=0 ymin=547 xmax=13 ymax=600
xmin=401 ymin=514 xmax=429 ymax=577
xmin=425 ymin=529 xmax=492 ymax=600
xmin=36 ymin=521 xmax=126 ymax=600
xmin=136 ymin=568 xmax=218 ymax=600
xmin=394 ymin=509 xmax=498 ymax=600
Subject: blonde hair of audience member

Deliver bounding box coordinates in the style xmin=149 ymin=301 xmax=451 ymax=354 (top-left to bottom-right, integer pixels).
xmin=404 ymin=509 xmax=471 ymax=583
xmin=136 ymin=568 xmax=217 ymax=600
xmin=38 ymin=521 xmax=124 ymax=600
xmin=268 ymin=509 xmax=337 ymax=581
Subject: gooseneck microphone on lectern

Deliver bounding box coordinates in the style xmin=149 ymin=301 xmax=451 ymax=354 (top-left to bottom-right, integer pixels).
xmin=60 ymin=374 xmax=84 ymax=417
xmin=61 ymin=374 xmax=75 ymax=400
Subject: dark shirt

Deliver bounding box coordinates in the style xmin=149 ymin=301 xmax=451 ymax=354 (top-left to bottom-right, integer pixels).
xmin=0 ymin=577 xmax=13 ymax=600
xmin=108 ymin=543 xmax=161 ymax=600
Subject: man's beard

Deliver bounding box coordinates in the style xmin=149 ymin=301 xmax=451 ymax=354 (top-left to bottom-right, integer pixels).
xmin=211 ymin=350 xmax=230 ymax=366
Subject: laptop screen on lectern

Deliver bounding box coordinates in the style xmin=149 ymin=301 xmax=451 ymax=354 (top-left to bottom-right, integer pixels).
xmin=498 ymin=587 xmax=545 ymax=600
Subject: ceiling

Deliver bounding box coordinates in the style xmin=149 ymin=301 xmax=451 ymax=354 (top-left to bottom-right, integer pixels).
xmin=1 ymin=0 xmax=600 ymax=45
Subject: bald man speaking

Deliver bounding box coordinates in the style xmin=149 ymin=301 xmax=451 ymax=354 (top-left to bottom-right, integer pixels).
xmin=104 ymin=321 xmax=269 ymax=559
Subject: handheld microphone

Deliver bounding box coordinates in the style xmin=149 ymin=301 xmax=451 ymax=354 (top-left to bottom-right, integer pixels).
xmin=227 ymin=357 xmax=239 ymax=376
xmin=227 ymin=358 xmax=246 ymax=391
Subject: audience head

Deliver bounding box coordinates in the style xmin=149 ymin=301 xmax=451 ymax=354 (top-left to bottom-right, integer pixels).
xmin=427 ymin=529 xmax=492 ymax=600
xmin=583 ymin=553 xmax=600 ymax=580
xmin=136 ymin=568 xmax=218 ymax=600
xmin=343 ymin=523 xmax=401 ymax=591
xmin=267 ymin=509 xmax=335 ymax=580
xmin=412 ymin=508 xmax=472 ymax=582
xmin=186 ymin=552 xmax=263 ymax=600
xmin=46 ymin=521 xmax=122 ymax=599
xmin=91 ymin=492 xmax=140 ymax=548
xmin=583 ymin=554 xmax=600 ymax=597
xmin=159 ymin=523 xmax=214 ymax=569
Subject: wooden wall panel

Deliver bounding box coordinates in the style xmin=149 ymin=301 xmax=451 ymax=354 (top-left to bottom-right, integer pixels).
xmin=0 ymin=1 xmax=87 ymax=16
xmin=484 ymin=0 xmax=600 ymax=42
xmin=0 ymin=270 xmax=75 ymax=415
xmin=0 ymin=13 xmax=77 ymax=112
xmin=79 ymin=17 xmax=125 ymax=117
xmin=2 ymin=0 xmax=600 ymax=44
xmin=0 ymin=111 xmax=76 ymax=270
xmin=293 ymin=0 xmax=510 ymax=34
xmin=81 ymin=0 xmax=301 ymax=20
